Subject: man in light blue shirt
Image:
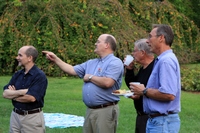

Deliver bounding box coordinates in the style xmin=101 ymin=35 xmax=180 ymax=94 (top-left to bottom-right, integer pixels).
xmin=43 ymin=34 xmax=124 ymax=133
xmin=74 ymin=53 xmax=122 ymax=107
xmin=130 ymin=24 xmax=181 ymax=133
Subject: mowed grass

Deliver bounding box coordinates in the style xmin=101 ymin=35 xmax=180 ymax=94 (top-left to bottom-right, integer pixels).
xmin=0 ymin=76 xmax=200 ymax=133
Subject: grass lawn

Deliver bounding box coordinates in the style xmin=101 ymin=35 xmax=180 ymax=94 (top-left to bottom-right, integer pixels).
xmin=0 ymin=76 xmax=200 ymax=133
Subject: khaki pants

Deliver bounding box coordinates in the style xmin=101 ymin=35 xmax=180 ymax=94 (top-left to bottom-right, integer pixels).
xmin=83 ymin=104 xmax=119 ymax=133
xmin=9 ymin=110 xmax=45 ymax=133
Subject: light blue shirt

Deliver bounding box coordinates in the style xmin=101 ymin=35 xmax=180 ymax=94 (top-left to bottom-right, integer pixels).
xmin=144 ymin=49 xmax=181 ymax=114
xmin=74 ymin=54 xmax=124 ymax=107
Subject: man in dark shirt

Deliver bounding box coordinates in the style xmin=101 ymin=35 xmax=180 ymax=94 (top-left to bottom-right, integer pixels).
xmin=3 ymin=46 xmax=48 ymax=133
xmin=124 ymin=39 xmax=154 ymax=133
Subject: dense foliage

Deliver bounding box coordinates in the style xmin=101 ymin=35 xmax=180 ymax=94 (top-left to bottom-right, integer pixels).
xmin=181 ymin=65 xmax=200 ymax=92
xmin=0 ymin=0 xmax=200 ymax=91
xmin=168 ymin=0 xmax=200 ymax=28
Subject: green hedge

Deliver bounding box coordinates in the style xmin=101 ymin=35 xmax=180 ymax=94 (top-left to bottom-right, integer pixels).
xmin=181 ymin=64 xmax=200 ymax=92
xmin=0 ymin=0 xmax=200 ymax=77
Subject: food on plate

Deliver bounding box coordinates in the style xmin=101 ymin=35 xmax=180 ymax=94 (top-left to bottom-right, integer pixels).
xmin=113 ymin=89 xmax=127 ymax=94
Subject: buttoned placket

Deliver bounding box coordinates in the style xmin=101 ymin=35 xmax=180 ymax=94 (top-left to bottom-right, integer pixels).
xmin=87 ymin=59 xmax=103 ymax=105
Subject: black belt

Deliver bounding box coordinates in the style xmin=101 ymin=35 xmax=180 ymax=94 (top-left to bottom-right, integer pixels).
xmin=13 ymin=108 xmax=42 ymax=115
xmin=88 ymin=101 xmax=118 ymax=109
xmin=149 ymin=111 xmax=177 ymax=118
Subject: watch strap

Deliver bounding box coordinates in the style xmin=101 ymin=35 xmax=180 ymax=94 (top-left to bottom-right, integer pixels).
xmin=143 ymin=88 xmax=148 ymax=97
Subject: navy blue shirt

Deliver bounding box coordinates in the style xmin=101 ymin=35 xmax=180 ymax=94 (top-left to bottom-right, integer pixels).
xmin=3 ymin=65 xmax=48 ymax=110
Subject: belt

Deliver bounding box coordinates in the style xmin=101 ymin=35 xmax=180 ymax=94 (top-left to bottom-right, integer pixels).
xmin=13 ymin=108 xmax=42 ymax=115
xmin=148 ymin=111 xmax=177 ymax=118
xmin=88 ymin=101 xmax=118 ymax=109
xmin=137 ymin=111 xmax=147 ymax=116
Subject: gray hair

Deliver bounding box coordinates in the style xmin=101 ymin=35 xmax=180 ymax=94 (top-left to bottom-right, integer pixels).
xmin=25 ymin=46 xmax=38 ymax=63
xmin=153 ymin=24 xmax=174 ymax=47
xmin=134 ymin=39 xmax=154 ymax=56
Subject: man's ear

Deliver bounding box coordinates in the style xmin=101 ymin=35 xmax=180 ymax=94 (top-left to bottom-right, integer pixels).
xmin=105 ymin=42 xmax=110 ymax=49
xmin=28 ymin=56 xmax=33 ymax=62
xmin=159 ymin=34 xmax=165 ymax=43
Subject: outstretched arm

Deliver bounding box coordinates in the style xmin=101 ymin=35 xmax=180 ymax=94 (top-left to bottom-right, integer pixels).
xmin=42 ymin=51 xmax=77 ymax=76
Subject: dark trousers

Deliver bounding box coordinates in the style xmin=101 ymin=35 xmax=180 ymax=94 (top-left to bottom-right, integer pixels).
xmin=135 ymin=114 xmax=148 ymax=133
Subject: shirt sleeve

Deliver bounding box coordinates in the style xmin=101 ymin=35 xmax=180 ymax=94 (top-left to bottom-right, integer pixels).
xmin=3 ymin=71 xmax=21 ymax=90
xmin=26 ymin=73 xmax=48 ymax=101
xmin=124 ymin=69 xmax=135 ymax=88
xmin=103 ymin=58 xmax=124 ymax=82
xmin=159 ymin=58 xmax=179 ymax=96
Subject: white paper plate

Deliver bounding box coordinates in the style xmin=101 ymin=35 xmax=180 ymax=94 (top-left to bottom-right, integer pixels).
xmin=112 ymin=90 xmax=134 ymax=96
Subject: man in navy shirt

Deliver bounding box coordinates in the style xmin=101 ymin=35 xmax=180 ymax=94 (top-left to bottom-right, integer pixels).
xmin=43 ymin=34 xmax=124 ymax=133
xmin=3 ymin=46 xmax=48 ymax=133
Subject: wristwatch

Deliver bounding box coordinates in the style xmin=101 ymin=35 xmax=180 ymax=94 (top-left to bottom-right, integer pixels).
xmin=143 ymin=88 xmax=148 ymax=97
xmin=88 ymin=75 xmax=93 ymax=81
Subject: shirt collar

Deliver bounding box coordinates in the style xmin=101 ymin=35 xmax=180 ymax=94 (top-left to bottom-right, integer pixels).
xmin=20 ymin=65 xmax=36 ymax=75
xmin=99 ymin=53 xmax=114 ymax=62
xmin=157 ymin=49 xmax=172 ymax=61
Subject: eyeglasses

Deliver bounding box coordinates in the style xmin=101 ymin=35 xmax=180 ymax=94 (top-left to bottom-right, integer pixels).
xmin=133 ymin=49 xmax=141 ymax=53
xmin=95 ymin=41 xmax=100 ymax=44
xmin=148 ymin=34 xmax=163 ymax=40
xmin=95 ymin=41 xmax=105 ymax=45
xmin=148 ymin=34 xmax=158 ymax=39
